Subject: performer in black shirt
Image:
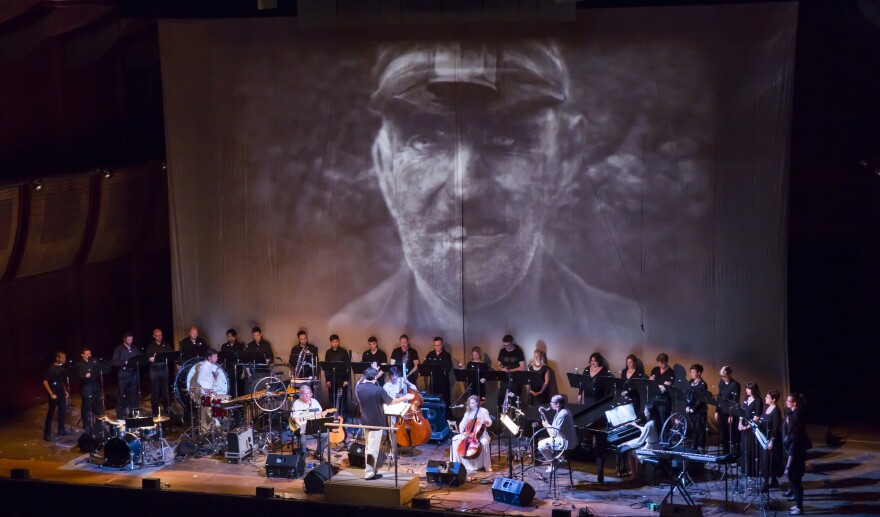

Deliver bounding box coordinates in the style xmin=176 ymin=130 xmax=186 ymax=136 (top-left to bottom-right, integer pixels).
xmin=423 ymin=337 xmax=453 ymax=405
xmin=649 ymin=353 xmax=675 ymax=424
xmin=496 ymin=335 xmax=525 ymax=411
xmin=145 ymin=328 xmax=174 ymax=417
xmin=42 ymin=352 xmax=70 ymax=440
xmin=220 ymin=328 xmax=245 ymax=396
xmin=783 ymin=393 xmax=809 ymax=515
xmin=243 ymin=326 xmax=274 ymax=392
xmin=390 ymin=334 xmax=419 ymax=385
xmin=289 ymin=330 xmax=319 ymax=378
xmin=578 ymin=352 xmax=612 ymax=405
xmin=684 ymin=364 xmax=708 ymax=452
xmin=362 ymin=336 xmax=388 ymax=383
xmin=716 ymin=365 xmax=741 ymax=454
xmin=179 ymin=326 xmax=207 ymax=360
xmin=467 ymin=346 xmax=492 ymax=401
xmin=355 ymin=367 xmax=413 ymax=480
xmin=220 ymin=328 xmax=245 ymax=354
xmin=324 ymin=335 xmax=351 ymax=414
xmin=112 ymin=332 xmax=142 ymax=420
xmin=620 ymin=354 xmax=646 ymax=411
xmin=76 ymin=348 xmax=104 ymax=435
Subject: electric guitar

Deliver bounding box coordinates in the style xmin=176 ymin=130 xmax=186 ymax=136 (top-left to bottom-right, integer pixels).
xmin=288 ymin=405 xmax=337 ymax=432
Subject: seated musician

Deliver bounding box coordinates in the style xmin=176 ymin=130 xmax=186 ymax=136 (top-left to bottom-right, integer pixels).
xmin=622 ymin=404 xmax=662 ymax=478
xmin=290 ymin=384 xmax=328 ymax=460
xmin=450 ymin=395 xmax=493 ymax=472
xmin=195 ymin=349 xmax=224 ymax=430
xmin=538 ymin=394 xmax=578 ymax=472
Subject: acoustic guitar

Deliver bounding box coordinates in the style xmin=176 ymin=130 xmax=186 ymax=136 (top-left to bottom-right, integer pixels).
xmin=328 ymin=388 xmax=346 ymax=444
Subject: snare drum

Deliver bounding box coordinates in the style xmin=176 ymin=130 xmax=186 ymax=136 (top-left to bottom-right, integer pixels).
xmin=139 ymin=425 xmax=158 ymax=440
xmin=211 ymin=395 xmax=231 ymax=418
xmin=103 ymin=432 xmax=142 ymax=468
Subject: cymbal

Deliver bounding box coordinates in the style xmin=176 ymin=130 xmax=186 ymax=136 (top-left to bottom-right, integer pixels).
xmin=153 ymin=415 xmax=170 ymax=423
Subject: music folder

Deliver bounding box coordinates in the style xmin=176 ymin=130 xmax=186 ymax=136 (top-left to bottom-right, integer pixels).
xmin=383 ymin=402 xmax=411 ymax=417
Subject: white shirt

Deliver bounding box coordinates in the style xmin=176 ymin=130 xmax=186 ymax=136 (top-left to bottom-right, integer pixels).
xmin=196 ymin=360 xmax=222 ymax=393
xmin=291 ymin=397 xmax=323 ymax=422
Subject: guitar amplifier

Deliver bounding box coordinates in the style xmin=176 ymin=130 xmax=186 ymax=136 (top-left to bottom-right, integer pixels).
xmin=421 ymin=400 xmax=450 ymax=441
xmin=225 ymin=427 xmax=253 ymax=461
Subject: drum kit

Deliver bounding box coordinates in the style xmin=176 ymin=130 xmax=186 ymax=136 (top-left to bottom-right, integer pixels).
xmin=95 ymin=410 xmax=171 ymax=469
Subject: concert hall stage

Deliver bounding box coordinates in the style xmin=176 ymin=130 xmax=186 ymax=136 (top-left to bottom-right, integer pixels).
xmin=2 ymin=401 xmax=878 ymax=516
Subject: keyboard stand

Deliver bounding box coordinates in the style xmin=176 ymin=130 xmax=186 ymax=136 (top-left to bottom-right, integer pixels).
xmin=662 ymin=458 xmax=697 ymax=506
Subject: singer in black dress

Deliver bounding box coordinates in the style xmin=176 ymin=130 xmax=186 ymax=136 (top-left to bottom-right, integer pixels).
xmin=621 ymin=354 xmax=646 ymax=412
xmin=578 ymin=352 xmax=612 ymax=405
xmin=759 ymin=389 xmax=785 ymax=490
xmin=738 ymin=381 xmax=763 ymax=477
xmin=527 ymin=350 xmax=551 ymax=406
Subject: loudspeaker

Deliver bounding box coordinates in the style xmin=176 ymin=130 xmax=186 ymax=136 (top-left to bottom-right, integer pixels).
xmin=265 ymin=453 xmax=301 ymax=479
xmin=142 ymin=478 xmax=161 ymax=490
xmin=421 ymin=400 xmax=450 ymax=441
xmin=659 ymin=503 xmax=703 ymax=516
xmin=348 ymin=442 xmax=366 ymax=468
xmin=175 ymin=437 xmax=197 ymax=457
xmin=255 ymin=486 xmax=274 ymax=498
xmin=426 ymin=460 xmax=467 ymax=487
xmin=226 ymin=427 xmax=253 ymax=454
xmin=492 ymin=477 xmax=535 ymax=506
xmin=551 ymin=510 xmax=572 ymax=517
xmin=303 ymin=462 xmax=333 ymax=494
xmin=491 ymin=477 xmax=535 ymax=506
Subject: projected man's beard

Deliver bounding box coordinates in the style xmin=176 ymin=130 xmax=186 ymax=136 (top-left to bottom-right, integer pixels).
xmin=374 ymin=107 xmax=567 ymax=309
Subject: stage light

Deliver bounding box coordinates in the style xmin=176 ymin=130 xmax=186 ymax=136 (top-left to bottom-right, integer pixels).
xmin=31 ymin=180 xmax=43 ymax=191
xmin=102 ymin=168 xmax=112 ymax=179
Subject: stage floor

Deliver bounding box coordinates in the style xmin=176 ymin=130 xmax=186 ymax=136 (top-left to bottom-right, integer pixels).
xmin=3 ymin=400 xmax=879 ymax=516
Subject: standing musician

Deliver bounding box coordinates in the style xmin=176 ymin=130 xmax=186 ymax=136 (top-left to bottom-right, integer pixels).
xmin=620 ymin=354 xmax=647 ymax=411
xmin=195 ymin=349 xmax=225 ymax=430
xmin=43 ymin=352 xmax=70 ymax=441
xmin=450 ymin=395 xmax=493 ymax=472
xmin=112 ymin=331 xmax=142 ymax=420
xmin=648 ymin=353 xmax=676 ymax=424
xmin=537 ymin=394 xmax=578 ymax=472
xmin=146 ymin=328 xmax=173 ymax=417
xmin=783 ymin=393 xmax=809 ymax=516
xmin=324 ymin=334 xmax=351 ymax=415
xmin=76 ymin=348 xmax=104 ymax=435
xmin=467 ymin=346 xmax=492 ymax=401
xmin=289 ymin=330 xmax=319 ymax=379
xmin=527 ymin=350 xmax=552 ymax=406
xmin=362 ymin=336 xmax=388 ymax=382
xmin=390 ymin=334 xmax=420 ymax=385
xmin=179 ymin=326 xmax=207 ymax=359
xmin=497 ymin=335 xmax=525 ymax=411
xmin=290 ymin=384 xmax=329 ymax=460
xmin=759 ymin=389 xmax=784 ymax=492
xmin=684 ymin=364 xmax=708 ymax=452
xmin=221 ymin=328 xmax=245 ymax=395
xmin=716 ymin=365 xmax=741 ymax=454
xmin=423 ymin=336 xmax=453 ymax=405
xmin=355 ymin=367 xmax=414 ymax=480
xmin=243 ymin=326 xmax=274 ymax=392
xmin=738 ymin=381 xmax=763 ymax=477
xmin=577 ymin=352 xmax=612 ymax=405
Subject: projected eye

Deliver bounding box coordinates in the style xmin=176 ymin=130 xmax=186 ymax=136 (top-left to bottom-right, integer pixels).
xmin=489 ymin=135 xmax=516 ymax=149
xmin=405 ymin=130 xmax=451 ymax=151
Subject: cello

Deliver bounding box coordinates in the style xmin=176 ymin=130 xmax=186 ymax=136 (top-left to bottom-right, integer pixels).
xmin=457 ymin=400 xmax=486 ymax=460
xmin=395 ymin=356 xmax=431 ymax=447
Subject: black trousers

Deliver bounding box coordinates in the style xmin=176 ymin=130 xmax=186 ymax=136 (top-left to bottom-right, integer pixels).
xmin=81 ymin=391 xmax=103 ymax=434
xmin=787 ymin=453 xmax=806 ymax=508
xmin=149 ymin=366 xmax=170 ymax=416
xmin=44 ymin=392 xmax=67 ymax=435
xmin=117 ymin=372 xmax=139 ymax=419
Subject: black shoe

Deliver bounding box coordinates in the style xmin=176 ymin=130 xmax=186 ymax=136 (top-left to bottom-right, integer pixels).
xmin=769 ymin=478 xmax=780 ymax=488
xmin=57 ymin=429 xmax=70 ymax=436
xmin=366 ymin=473 xmax=383 ymax=480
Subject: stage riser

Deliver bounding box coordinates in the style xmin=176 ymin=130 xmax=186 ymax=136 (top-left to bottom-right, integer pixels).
xmin=323 ymin=470 xmax=420 ymax=507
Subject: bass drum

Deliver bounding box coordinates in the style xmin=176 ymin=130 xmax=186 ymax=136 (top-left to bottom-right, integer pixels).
xmin=186 ymin=363 xmax=229 ymax=396
xmin=104 ymin=433 xmax=142 ymax=468
xmin=174 ymin=357 xmax=202 ymax=406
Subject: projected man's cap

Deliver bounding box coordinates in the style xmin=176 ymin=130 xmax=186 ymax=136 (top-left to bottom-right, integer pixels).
xmin=371 ymin=41 xmax=569 ymax=114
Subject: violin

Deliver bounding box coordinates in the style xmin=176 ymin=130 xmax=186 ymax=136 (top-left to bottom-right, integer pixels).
xmin=457 ymin=401 xmax=486 ymax=460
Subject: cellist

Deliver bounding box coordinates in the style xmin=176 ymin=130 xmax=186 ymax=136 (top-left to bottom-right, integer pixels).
xmin=450 ymin=395 xmax=493 ymax=472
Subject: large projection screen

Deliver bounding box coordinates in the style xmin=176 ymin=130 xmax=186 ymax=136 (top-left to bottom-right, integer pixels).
xmin=160 ymin=3 xmax=796 ymax=400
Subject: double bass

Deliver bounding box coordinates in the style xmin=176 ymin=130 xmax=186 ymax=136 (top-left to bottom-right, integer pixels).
xmin=395 ymin=354 xmax=431 ymax=447
xmin=457 ymin=401 xmax=486 ymax=459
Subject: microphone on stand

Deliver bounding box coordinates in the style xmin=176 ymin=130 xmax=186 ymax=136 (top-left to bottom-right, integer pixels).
xmin=449 ymin=404 xmax=465 ymax=409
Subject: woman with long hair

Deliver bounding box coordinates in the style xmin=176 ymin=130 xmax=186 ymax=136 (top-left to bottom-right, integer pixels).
xmin=450 ymin=395 xmax=493 ymax=472
xmin=738 ymin=381 xmax=764 ymax=477
xmin=759 ymin=389 xmax=785 ymax=491
xmin=622 ymin=404 xmax=662 ymax=479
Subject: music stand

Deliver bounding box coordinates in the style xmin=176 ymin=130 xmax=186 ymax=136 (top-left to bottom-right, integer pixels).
xmin=352 ymin=361 xmax=386 ymax=380
xmin=181 ymin=343 xmax=208 ymax=361
xmin=567 ymin=371 xmax=589 ymax=394
xmin=125 ymin=355 xmax=151 ymax=415
xmin=319 ymin=360 xmax=349 ymax=409
xmin=418 ymin=363 xmax=448 ymax=395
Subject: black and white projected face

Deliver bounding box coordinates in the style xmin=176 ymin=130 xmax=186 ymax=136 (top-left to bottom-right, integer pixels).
xmin=160 ymin=3 xmax=796 ymax=398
